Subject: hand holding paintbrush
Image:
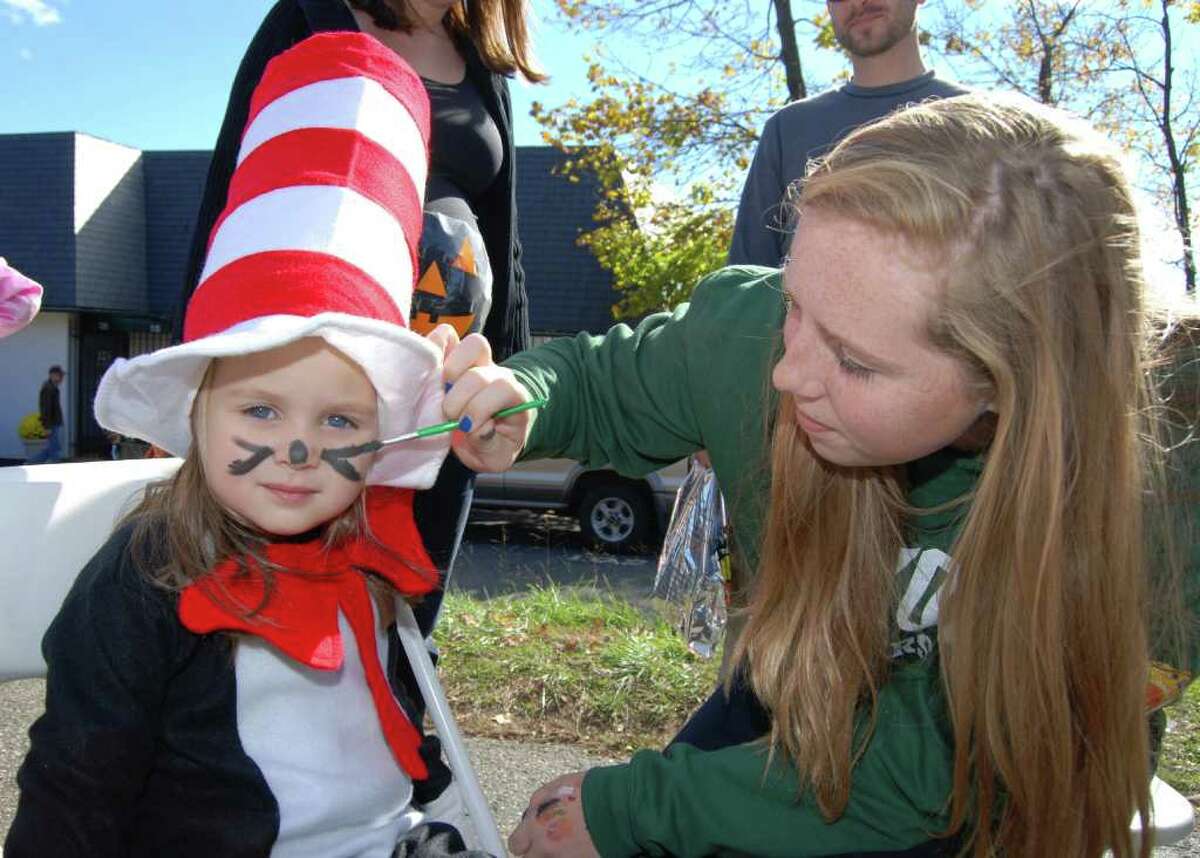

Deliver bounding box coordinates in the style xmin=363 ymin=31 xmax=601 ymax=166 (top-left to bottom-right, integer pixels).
xmin=370 ymin=398 xmax=548 ymax=453
xmin=427 ymin=327 xmax=542 ymax=474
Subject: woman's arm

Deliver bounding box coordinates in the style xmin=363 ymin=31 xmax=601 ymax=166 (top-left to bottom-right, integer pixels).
xmin=513 ymin=660 xmax=957 ymax=858
xmin=502 ymin=267 xmax=784 ymax=477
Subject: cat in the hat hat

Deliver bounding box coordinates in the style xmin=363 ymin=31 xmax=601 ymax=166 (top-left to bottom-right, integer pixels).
xmin=6 ymin=32 xmax=504 ymax=858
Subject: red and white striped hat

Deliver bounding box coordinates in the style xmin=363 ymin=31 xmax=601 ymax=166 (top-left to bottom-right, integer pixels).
xmin=95 ymin=32 xmax=448 ymax=488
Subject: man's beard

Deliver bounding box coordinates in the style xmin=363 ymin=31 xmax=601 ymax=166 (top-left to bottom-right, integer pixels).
xmin=835 ymin=3 xmax=917 ymax=59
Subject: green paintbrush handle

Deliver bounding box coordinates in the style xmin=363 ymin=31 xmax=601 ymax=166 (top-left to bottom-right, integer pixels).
xmin=490 ymin=397 xmax=549 ymax=421
xmin=411 ymin=419 xmax=462 ymax=439
xmin=417 ymin=397 xmax=549 ymax=439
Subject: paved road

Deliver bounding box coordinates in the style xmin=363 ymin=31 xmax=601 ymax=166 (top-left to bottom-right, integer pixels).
xmin=453 ymin=508 xmax=660 ymax=603
xmin=2 ymin=510 xmax=1197 ymax=855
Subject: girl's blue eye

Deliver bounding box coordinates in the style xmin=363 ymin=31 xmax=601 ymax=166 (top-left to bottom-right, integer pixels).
xmin=243 ymin=405 xmax=276 ymax=420
xmin=326 ymin=414 xmax=359 ymax=430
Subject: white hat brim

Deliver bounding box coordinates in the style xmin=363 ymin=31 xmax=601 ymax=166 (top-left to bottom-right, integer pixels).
xmin=93 ymin=313 xmax=449 ymax=489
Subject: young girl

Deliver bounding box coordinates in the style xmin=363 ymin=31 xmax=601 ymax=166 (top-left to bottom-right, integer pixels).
xmin=4 ymin=32 xmax=496 ymax=858
xmin=445 ymin=93 xmax=1200 ymax=856
xmin=183 ymin=0 xmax=548 ymax=638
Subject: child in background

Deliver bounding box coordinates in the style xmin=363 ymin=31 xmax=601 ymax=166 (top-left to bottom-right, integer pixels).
xmin=5 ymin=33 xmax=488 ymax=858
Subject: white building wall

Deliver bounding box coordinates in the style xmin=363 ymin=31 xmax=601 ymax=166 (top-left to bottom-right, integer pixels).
xmin=0 ymin=312 xmax=73 ymax=461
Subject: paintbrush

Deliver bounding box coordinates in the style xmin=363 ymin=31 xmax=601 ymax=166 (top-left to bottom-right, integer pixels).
xmin=317 ymin=398 xmax=549 ymax=480
xmin=326 ymin=397 xmax=548 ymax=458
xmin=377 ymin=397 xmax=548 ymax=448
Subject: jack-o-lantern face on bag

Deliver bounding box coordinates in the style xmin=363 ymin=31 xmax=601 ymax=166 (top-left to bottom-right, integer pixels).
xmin=410 ymin=211 xmax=493 ymax=338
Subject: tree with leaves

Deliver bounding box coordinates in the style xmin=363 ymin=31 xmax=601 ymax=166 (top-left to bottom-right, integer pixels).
xmin=532 ymin=0 xmax=836 ymax=317
xmin=930 ymin=1 xmax=1125 ymax=111
xmin=539 ymin=0 xmax=1198 ymax=311
xmin=1107 ymin=0 xmax=1198 ymax=291
xmin=930 ymin=0 xmax=1197 ymax=292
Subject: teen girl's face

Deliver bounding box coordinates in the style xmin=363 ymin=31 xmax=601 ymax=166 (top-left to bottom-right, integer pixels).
xmin=197 ymin=338 xmax=380 ymax=536
xmin=772 ymin=211 xmax=988 ymax=468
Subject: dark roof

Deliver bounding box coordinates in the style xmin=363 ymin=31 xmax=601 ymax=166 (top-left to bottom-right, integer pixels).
xmin=515 ymin=146 xmax=617 ymax=335
xmin=0 ymin=133 xmax=614 ymax=336
xmin=0 ymin=133 xmax=75 ymax=309
xmin=0 ymin=133 xmax=156 ymax=315
xmin=143 ymin=151 xmax=211 ymax=319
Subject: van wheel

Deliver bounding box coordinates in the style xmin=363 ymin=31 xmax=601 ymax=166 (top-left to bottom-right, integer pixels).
xmin=578 ymin=484 xmax=652 ymax=551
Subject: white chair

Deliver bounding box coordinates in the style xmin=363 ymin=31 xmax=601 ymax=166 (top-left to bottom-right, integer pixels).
xmin=1134 ymin=775 xmax=1196 ymax=849
xmin=0 ymin=459 xmax=505 ymax=856
xmin=0 ymin=459 xmax=184 ymax=681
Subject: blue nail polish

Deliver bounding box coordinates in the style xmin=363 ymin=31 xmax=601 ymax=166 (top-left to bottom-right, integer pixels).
xmin=458 ymin=415 xmax=473 ymax=433
xmin=444 ymin=382 xmax=453 ymax=393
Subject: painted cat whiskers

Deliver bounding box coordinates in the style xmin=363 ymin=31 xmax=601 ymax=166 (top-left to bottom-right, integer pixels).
xmin=228 ymin=438 xmax=274 ymax=476
xmin=227 ymin=435 xmax=375 ymax=483
xmin=322 ymin=441 xmax=381 ymax=482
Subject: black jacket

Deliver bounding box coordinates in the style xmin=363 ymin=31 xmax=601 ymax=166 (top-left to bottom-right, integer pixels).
xmin=4 ymin=524 xmax=451 ymax=858
xmin=180 ymin=0 xmax=529 ymax=359
xmin=38 ymin=379 xmax=61 ymax=428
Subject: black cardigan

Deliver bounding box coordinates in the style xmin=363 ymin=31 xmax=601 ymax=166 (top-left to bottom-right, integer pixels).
xmin=4 ymin=525 xmax=451 ymax=857
xmin=180 ymin=0 xmax=530 ymax=359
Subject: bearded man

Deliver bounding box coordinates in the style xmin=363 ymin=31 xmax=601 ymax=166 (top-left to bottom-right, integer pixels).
xmin=728 ymin=0 xmax=969 ymax=266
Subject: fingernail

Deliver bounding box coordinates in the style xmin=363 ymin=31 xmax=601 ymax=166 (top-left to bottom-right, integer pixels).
xmin=458 ymin=415 xmax=473 ymax=433
xmin=444 ymin=382 xmax=453 ymax=393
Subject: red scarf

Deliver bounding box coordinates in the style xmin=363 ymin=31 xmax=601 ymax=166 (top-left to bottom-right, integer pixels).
xmin=178 ymin=486 xmax=437 ymax=779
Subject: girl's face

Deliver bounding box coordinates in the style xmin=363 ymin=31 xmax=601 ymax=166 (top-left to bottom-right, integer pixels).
xmin=772 ymin=210 xmax=988 ymax=468
xmin=197 ymin=338 xmax=380 ymax=536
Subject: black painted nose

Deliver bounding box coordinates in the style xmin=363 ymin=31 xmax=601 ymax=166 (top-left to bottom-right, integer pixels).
xmin=288 ymin=440 xmax=309 ymax=466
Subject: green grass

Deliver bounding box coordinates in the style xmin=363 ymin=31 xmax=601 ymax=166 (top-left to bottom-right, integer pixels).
xmin=1161 ymin=682 xmax=1200 ymax=797
xmin=433 ymin=586 xmax=719 ymax=754
xmin=434 ymin=587 xmax=1200 ymax=799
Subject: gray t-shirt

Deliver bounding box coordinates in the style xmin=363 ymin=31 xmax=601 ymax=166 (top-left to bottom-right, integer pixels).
xmin=728 ymin=71 xmax=970 ymax=267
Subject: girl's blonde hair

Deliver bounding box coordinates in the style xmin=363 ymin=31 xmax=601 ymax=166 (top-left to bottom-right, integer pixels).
xmin=349 ymin=0 xmax=547 ymax=82
xmin=734 ymin=92 xmax=1193 ymax=856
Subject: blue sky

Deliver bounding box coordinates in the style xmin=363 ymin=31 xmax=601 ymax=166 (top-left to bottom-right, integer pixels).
xmin=2 ymin=1 xmax=1194 ymax=160
xmin=0 ymin=0 xmax=1193 ymax=292
xmin=0 ymin=0 xmax=604 ymax=150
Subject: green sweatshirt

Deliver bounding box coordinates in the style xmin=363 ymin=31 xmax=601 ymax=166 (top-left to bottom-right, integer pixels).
xmin=508 ymin=266 xmax=782 ymax=578
xmin=504 ymin=266 xmax=1197 ymax=856
xmin=505 ymin=267 xmax=986 ymax=854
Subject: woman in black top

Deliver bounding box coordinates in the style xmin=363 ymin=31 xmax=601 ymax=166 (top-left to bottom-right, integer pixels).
xmin=182 ymin=0 xmax=545 ymax=629
xmin=184 ymin=0 xmax=542 ymax=364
